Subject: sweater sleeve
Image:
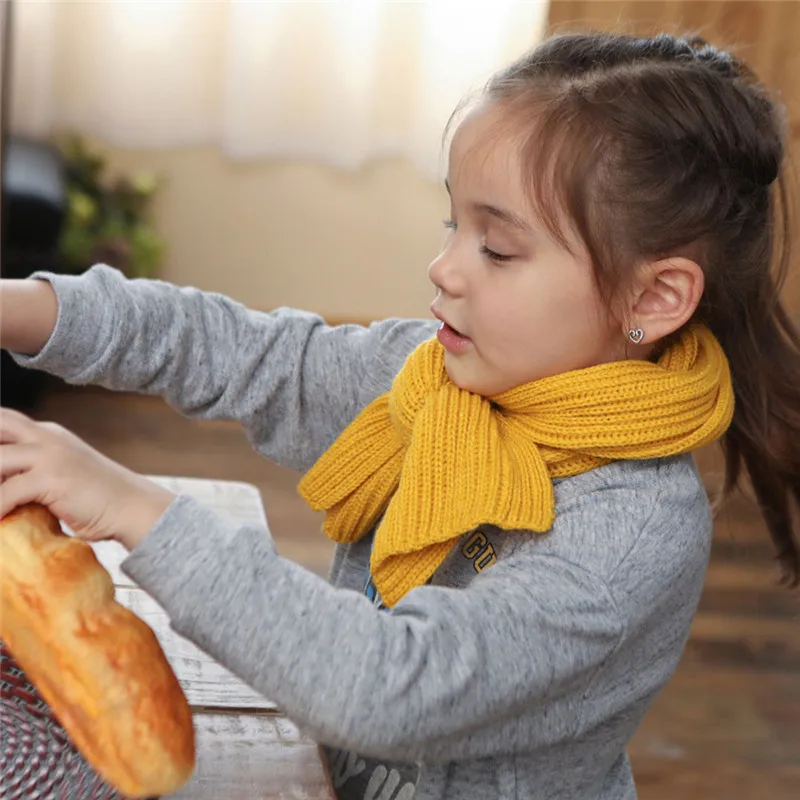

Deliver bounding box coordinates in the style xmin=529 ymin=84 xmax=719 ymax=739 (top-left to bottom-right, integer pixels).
xmin=121 ymin=495 xmax=624 ymax=764
xmin=9 ymin=265 xmax=436 ymax=471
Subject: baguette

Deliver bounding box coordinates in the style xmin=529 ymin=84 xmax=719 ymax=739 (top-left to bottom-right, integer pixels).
xmin=0 ymin=503 xmax=195 ymax=797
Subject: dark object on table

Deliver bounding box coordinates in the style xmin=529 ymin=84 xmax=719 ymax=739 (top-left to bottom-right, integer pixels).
xmin=1 ymin=136 xmax=68 ymax=412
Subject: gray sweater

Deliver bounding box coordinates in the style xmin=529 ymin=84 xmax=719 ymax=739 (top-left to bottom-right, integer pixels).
xmin=12 ymin=266 xmax=714 ymax=800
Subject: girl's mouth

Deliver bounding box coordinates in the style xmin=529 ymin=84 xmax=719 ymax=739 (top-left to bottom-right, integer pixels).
xmin=436 ymin=322 xmax=472 ymax=354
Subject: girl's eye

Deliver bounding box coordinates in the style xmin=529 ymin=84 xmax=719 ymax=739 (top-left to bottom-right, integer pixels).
xmin=441 ymin=220 xmax=513 ymax=263
xmin=480 ymin=244 xmax=513 ymax=263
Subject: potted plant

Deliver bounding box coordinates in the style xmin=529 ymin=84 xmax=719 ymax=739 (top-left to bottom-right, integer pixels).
xmin=57 ymin=135 xmax=166 ymax=278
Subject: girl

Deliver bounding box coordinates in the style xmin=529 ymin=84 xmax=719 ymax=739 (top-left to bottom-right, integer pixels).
xmin=1 ymin=31 xmax=798 ymax=800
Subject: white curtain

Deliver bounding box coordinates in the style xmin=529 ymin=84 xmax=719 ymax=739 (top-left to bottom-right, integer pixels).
xmin=9 ymin=0 xmax=549 ymax=180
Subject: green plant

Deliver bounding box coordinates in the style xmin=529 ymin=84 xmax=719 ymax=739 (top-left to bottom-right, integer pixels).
xmin=57 ymin=135 xmax=166 ymax=278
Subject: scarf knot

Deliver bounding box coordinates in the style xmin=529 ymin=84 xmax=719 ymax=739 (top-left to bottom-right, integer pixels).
xmin=299 ymin=324 xmax=734 ymax=608
xmin=388 ymin=336 xmax=448 ymax=445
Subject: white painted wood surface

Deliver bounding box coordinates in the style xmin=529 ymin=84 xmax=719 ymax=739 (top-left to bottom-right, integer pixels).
xmin=83 ymin=475 xmax=333 ymax=798
xmin=88 ymin=475 xmax=278 ymax=711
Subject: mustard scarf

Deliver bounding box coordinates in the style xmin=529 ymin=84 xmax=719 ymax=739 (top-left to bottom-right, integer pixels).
xmin=298 ymin=324 xmax=734 ymax=608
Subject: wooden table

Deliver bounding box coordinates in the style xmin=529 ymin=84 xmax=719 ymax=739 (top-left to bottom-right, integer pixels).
xmin=90 ymin=476 xmax=336 ymax=800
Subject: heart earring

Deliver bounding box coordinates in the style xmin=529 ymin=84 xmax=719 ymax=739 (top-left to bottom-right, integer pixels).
xmin=627 ymin=327 xmax=644 ymax=344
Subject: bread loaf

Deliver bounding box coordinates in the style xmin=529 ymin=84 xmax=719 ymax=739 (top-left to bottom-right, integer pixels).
xmin=0 ymin=503 xmax=195 ymax=797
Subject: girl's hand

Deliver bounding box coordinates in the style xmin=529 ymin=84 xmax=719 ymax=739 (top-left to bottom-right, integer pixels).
xmin=0 ymin=408 xmax=176 ymax=550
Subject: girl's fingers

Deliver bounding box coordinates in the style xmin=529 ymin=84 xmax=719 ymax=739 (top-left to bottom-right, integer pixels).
xmin=0 ymin=408 xmax=38 ymax=444
xmin=0 ymin=471 xmax=43 ymax=518
xmin=0 ymin=443 xmax=39 ymax=478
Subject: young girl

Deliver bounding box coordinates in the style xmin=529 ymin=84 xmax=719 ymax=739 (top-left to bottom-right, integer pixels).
xmin=1 ymin=31 xmax=798 ymax=800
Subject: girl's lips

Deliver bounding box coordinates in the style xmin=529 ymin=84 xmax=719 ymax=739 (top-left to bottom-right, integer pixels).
xmin=436 ymin=322 xmax=472 ymax=354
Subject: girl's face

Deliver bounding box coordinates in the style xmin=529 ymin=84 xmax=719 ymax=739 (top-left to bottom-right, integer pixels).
xmin=429 ymin=104 xmax=625 ymax=396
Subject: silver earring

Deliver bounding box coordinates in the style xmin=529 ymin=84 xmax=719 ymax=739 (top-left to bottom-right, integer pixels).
xmin=628 ymin=328 xmax=644 ymax=344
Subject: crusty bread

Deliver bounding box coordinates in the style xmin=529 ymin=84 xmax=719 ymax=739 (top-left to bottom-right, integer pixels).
xmin=0 ymin=503 xmax=195 ymax=797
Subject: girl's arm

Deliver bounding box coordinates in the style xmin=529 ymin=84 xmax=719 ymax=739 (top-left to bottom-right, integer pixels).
xmin=6 ymin=265 xmax=435 ymax=471
xmin=0 ymin=278 xmax=59 ymax=354
xmin=121 ymin=495 xmax=626 ymax=763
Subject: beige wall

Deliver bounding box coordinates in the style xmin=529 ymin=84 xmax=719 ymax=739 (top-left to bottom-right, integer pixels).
xmin=92 ymin=141 xmax=447 ymax=322
xmin=90 ymin=0 xmax=800 ymax=322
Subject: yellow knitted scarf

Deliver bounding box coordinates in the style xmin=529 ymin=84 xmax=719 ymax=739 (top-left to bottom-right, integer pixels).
xmin=298 ymin=324 xmax=734 ymax=608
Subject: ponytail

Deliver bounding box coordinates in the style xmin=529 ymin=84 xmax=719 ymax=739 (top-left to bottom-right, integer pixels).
xmin=715 ymin=174 xmax=800 ymax=587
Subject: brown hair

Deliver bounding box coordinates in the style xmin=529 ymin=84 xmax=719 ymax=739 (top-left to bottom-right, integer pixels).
xmin=475 ymin=31 xmax=799 ymax=585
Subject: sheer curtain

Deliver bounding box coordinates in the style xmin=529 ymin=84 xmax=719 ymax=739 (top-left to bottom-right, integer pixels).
xmin=9 ymin=0 xmax=549 ymax=180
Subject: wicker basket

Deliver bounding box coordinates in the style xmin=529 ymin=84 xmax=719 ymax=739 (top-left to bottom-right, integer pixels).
xmin=0 ymin=640 xmax=130 ymax=800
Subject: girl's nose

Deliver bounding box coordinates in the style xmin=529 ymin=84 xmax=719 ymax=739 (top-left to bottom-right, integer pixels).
xmin=428 ymin=247 xmax=467 ymax=298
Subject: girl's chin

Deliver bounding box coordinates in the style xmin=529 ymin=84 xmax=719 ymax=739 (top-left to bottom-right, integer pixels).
xmin=443 ymin=353 xmax=523 ymax=398
xmin=443 ymin=353 xmax=486 ymax=395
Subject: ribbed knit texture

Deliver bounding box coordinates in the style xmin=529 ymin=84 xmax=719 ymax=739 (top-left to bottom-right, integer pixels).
xmin=298 ymin=324 xmax=734 ymax=607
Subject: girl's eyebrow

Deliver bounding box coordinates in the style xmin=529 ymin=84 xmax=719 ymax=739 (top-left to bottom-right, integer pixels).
xmin=473 ymin=202 xmax=533 ymax=234
xmin=445 ymin=178 xmax=533 ymax=234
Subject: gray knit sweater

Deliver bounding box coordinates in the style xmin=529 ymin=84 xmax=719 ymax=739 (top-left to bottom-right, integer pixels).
xmin=12 ymin=266 xmax=714 ymax=800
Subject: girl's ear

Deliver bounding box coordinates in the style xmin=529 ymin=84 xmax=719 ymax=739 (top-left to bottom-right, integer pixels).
xmin=626 ymin=257 xmax=705 ymax=344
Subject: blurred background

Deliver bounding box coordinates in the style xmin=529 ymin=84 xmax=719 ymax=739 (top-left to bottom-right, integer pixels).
xmin=1 ymin=2 xmax=798 ymax=798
